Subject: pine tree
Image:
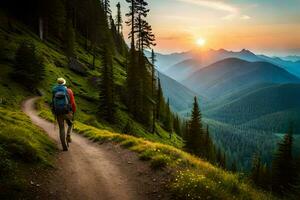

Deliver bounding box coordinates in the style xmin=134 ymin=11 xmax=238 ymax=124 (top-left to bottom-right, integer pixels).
xmin=11 ymin=41 xmax=44 ymax=91
xmin=216 ymin=148 xmax=226 ymax=169
xmin=156 ymin=78 xmax=164 ymax=121
xmin=139 ymin=53 xmax=152 ymax=126
xmin=272 ymin=125 xmax=297 ymax=195
xmin=103 ymin=0 xmax=112 ymax=18
xmin=164 ymin=99 xmax=172 ymax=132
xmin=151 ymin=49 xmax=156 ymax=96
xmin=48 ymin=0 xmax=66 ymax=39
xmin=260 ymin=164 xmax=272 ymax=190
xmin=185 ymin=97 xmax=204 ymax=156
xmin=137 ymin=19 xmax=156 ymax=51
xmin=231 ymin=160 xmax=238 ymax=172
xmin=135 ymin=0 xmax=149 ymax=51
xmin=296 ymin=157 xmax=300 ymax=197
xmin=173 ymin=114 xmax=181 ymax=136
xmin=221 ymin=152 xmax=226 ymax=169
xmin=182 ymin=120 xmax=189 ymax=143
xmin=203 ymin=125 xmax=214 ymax=161
xmin=64 ymin=19 xmax=75 ymax=59
xmin=116 ymin=2 xmax=123 ymax=34
xmin=125 ymin=0 xmax=158 ymax=128
xmin=99 ymin=45 xmax=115 ymax=123
xmin=126 ymin=0 xmax=140 ymax=119
xmin=150 ymin=49 xmax=157 ymax=134
xmin=125 ymin=0 xmax=137 ymax=49
xmin=251 ymin=153 xmax=262 ymax=185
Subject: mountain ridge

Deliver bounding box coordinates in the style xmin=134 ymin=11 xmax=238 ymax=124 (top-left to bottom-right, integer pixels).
xmin=182 ymin=58 xmax=300 ymax=99
xmin=155 ymin=48 xmax=300 ymax=80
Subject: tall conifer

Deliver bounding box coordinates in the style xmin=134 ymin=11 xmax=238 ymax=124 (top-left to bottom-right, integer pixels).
xmin=272 ymin=125 xmax=297 ymax=195
xmin=185 ymin=97 xmax=204 ymax=156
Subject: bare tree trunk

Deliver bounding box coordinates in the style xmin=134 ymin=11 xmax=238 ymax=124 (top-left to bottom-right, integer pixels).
xmin=131 ymin=1 xmax=135 ymax=50
xmin=152 ymin=106 xmax=155 ymax=133
xmin=39 ymin=17 xmax=44 ymax=40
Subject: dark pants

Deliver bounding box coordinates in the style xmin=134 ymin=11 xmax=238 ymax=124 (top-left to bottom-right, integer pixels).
xmin=57 ymin=113 xmax=73 ymax=142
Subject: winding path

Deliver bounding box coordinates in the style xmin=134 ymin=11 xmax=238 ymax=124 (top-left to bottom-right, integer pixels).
xmin=22 ymin=97 xmax=167 ymax=200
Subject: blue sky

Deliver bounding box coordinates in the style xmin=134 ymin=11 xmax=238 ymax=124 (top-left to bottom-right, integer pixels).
xmin=110 ymin=0 xmax=300 ymax=56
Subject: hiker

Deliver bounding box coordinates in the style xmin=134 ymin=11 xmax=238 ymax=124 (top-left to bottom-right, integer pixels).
xmin=51 ymin=78 xmax=76 ymax=151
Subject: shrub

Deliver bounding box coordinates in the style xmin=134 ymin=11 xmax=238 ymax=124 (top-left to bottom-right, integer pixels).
xmin=139 ymin=149 xmax=155 ymax=161
xmin=0 ymin=146 xmax=14 ymax=178
xmin=150 ymin=154 xmax=171 ymax=169
xmin=0 ymin=127 xmax=39 ymax=162
xmin=11 ymin=41 xmax=44 ymax=91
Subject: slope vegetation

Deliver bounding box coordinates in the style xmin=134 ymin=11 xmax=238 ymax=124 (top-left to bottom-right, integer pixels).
xmin=158 ymin=71 xmax=207 ymax=114
xmin=37 ymin=98 xmax=276 ymax=200
xmin=206 ymin=84 xmax=300 ymax=132
xmin=183 ymin=58 xmax=300 ymax=99
xmin=0 ymin=107 xmax=56 ymax=199
xmin=0 ymin=11 xmax=182 ymax=148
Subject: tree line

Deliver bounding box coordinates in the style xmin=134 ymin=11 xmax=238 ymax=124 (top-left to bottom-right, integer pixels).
xmin=183 ymin=97 xmax=226 ymax=168
xmin=250 ymin=125 xmax=300 ymax=198
xmin=7 ymin=2 xmax=299 ymax=198
xmin=1 ymin=0 xmax=182 ymax=136
xmin=123 ymin=0 xmax=183 ymax=136
xmin=2 ymin=0 xmax=229 ymax=172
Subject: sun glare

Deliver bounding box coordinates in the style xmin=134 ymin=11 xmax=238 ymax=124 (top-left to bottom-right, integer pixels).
xmin=196 ymin=38 xmax=206 ymax=47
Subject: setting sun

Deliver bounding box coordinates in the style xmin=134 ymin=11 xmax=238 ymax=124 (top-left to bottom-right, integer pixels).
xmin=196 ymin=38 xmax=206 ymax=47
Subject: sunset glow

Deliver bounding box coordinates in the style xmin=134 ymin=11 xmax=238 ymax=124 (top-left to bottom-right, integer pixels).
xmin=196 ymin=38 xmax=206 ymax=47
xmin=111 ymin=0 xmax=300 ymax=56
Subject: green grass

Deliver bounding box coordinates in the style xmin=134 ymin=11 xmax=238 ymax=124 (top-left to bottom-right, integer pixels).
xmin=36 ymin=97 xmax=183 ymax=148
xmin=0 ymin=107 xmax=56 ymax=198
xmin=0 ymin=11 xmax=276 ymax=199
xmin=59 ymin=116 xmax=275 ymax=199
xmin=0 ymin=15 xmax=183 ymax=149
xmin=34 ymin=102 xmax=275 ymax=199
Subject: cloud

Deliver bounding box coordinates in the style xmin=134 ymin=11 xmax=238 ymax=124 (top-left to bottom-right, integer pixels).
xmin=221 ymin=14 xmax=236 ymax=20
xmin=157 ymin=36 xmax=181 ymax=40
xmin=177 ymin=0 xmax=237 ymax=13
xmin=176 ymin=0 xmax=250 ymax=20
xmin=241 ymin=15 xmax=251 ymax=20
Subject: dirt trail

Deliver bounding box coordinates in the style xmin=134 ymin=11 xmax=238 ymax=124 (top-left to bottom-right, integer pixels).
xmin=22 ymin=97 xmax=169 ymax=200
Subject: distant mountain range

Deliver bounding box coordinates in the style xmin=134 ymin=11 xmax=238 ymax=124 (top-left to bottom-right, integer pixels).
xmin=154 ymin=49 xmax=300 ymax=169
xmin=153 ymin=49 xmax=300 ymax=135
xmin=279 ymin=55 xmax=300 ymax=62
xmin=151 ymin=49 xmax=300 ymax=80
xmin=144 ymin=50 xmax=191 ymax=72
xmin=182 ymin=58 xmax=300 ymax=99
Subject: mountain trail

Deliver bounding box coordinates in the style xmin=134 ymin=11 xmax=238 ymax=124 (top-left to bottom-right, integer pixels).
xmin=22 ymin=97 xmax=169 ymax=200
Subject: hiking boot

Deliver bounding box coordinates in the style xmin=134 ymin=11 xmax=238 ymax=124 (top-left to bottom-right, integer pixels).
xmin=67 ymin=135 xmax=72 ymax=143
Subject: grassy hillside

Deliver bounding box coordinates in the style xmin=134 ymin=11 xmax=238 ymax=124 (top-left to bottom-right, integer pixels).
xmin=0 ymin=9 xmax=281 ymax=199
xmin=36 ymin=101 xmax=276 ymax=200
xmin=0 ymin=11 xmax=183 ymax=149
xmin=0 ymin=107 xmax=56 ymax=199
xmin=0 ymin=9 xmax=185 ymax=197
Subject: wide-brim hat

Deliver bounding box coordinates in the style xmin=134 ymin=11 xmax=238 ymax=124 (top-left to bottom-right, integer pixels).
xmin=57 ymin=78 xmax=66 ymax=85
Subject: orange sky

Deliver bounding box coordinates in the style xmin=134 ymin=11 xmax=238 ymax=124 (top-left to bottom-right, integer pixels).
xmin=111 ymin=0 xmax=300 ymax=56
